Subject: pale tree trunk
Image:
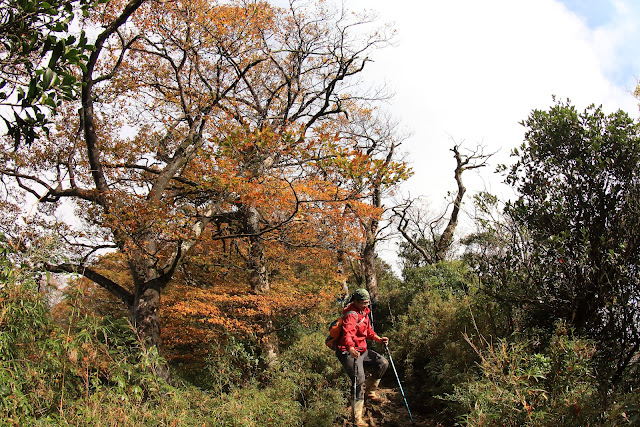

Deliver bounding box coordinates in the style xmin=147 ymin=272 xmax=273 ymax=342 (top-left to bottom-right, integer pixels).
xmin=336 ymin=206 xmax=351 ymax=304
xmin=362 ymin=221 xmax=379 ymax=302
xmin=396 ymin=143 xmax=493 ymax=266
xmin=433 ymin=146 xmax=466 ymax=263
xmin=336 ymin=247 xmax=350 ymax=304
xmin=248 ymin=236 xmax=269 ymax=293
xmin=359 ymin=137 xmax=400 ymax=304
xmin=361 ymin=188 xmax=381 ymax=302
xmin=244 ymin=204 xmax=270 ymax=293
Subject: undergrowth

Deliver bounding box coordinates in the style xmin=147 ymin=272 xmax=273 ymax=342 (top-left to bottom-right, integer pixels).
xmin=0 ymin=244 xmax=349 ymax=426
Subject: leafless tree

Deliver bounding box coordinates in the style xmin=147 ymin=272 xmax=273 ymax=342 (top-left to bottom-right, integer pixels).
xmin=394 ymin=141 xmax=495 ymax=266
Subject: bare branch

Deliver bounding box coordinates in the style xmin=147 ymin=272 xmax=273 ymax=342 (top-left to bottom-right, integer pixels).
xmin=45 ymin=263 xmax=134 ymax=307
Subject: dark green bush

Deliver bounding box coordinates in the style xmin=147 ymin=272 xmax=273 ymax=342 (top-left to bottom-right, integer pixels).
xmin=388 ymin=287 xmax=482 ymax=400
xmin=377 ymin=262 xmax=504 ymax=395
xmin=194 ymin=334 xmax=262 ymax=394
xmin=604 ymin=389 xmax=640 ymax=426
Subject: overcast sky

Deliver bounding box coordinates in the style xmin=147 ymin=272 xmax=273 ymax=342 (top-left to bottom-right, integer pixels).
xmin=342 ymin=0 xmax=640 ymax=267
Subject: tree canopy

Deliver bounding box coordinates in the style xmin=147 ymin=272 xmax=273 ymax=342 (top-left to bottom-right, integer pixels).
xmin=0 ymin=0 xmax=95 ymax=144
xmin=472 ymin=100 xmax=640 ymax=389
xmin=0 ymin=0 xmax=408 ymax=364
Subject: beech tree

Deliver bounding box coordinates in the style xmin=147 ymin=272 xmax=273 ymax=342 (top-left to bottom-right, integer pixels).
xmin=0 ymin=0 xmax=396 ymax=371
xmin=337 ymin=108 xmax=410 ymax=302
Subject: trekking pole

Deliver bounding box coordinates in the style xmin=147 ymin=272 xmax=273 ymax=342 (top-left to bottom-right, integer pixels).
xmin=384 ymin=343 xmax=414 ymax=424
xmin=352 ymin=362 xmax=358 ymax=426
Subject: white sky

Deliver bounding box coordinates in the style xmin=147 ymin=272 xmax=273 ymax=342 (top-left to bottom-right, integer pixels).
xmin=343 ymin=0 xmax=640 ymax=269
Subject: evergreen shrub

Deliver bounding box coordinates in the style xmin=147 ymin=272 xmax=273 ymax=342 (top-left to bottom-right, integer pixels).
xmin=377 ymin=262 xmax=499 ymax=397
xmin=448 ymin=323 xmax=600 ymax=426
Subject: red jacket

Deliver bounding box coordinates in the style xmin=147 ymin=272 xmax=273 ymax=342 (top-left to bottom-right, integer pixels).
xmin=337 ymin=302 xmax=377 ymax=353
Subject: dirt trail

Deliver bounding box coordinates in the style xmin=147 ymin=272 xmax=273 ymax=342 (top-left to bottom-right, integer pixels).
xmin=338 ymin=386 xmax=446 ymax=427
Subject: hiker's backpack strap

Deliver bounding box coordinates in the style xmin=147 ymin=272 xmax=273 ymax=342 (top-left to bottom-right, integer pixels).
xmin=343 ymin=310 xmax=366 ymax=326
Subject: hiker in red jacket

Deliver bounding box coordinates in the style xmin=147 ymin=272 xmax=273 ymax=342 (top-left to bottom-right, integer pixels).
xmin=336 ymin=288 xmax=389 ymax=426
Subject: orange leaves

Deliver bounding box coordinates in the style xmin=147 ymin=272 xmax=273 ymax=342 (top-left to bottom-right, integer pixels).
xmin=70 ymin=0 xmax=406 ymax=262
xmin=161 ymin=274 xmax=338 ymax=363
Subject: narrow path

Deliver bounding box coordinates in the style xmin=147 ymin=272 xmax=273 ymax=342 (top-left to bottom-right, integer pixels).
xmin=338 ymin=387 xmax=445 ymax=427
xmin=365 ymin=387 xmax=441 ymax=427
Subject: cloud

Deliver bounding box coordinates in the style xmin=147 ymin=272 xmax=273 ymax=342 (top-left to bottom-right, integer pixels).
xmin=345 ymin=0 xmax=640 ymax=269
xmin=554 ymin=0 xmax=640 ymax=88
xmin=352 ymin=0 xmax=639 ymax=199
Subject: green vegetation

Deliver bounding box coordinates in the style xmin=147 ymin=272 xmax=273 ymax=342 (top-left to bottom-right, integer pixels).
xmin=0 ymin=0 xmax=95 ymax=144
xmin=3 ymin=100 xmax=640 ymax=425
xmin=0 ymin=259 xmax=348 ymax=426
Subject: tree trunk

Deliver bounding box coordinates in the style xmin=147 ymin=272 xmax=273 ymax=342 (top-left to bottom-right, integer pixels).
xmin=244 ymin=205 xmax=270 ymax=293
xmin=336 ymin=247 xmax=350 ymax=304
xmin=259 ymin=318 xmax=279 ymax=369
xmin=336 ymin=207 xmax=351 ymax=304
xmin=247 ymin=233 xmax=279 ymax=366
xmin=248 ymin=236 xmax=269 ymax=293
xmin=361 ymin=187 xmax=381 ymax=302
xmin=242 ymin=204 xmax=278 ymax=366
xmin=362 ymin=223 xmax=378 ymax=302
xmin=435 ymin=164 xmax=465 ymax=263
xmin=131 ymin=284 xmax=163 ymax=349
xmin=127 ymin=244 xmax=172 ymax=380
xmin=396 ymin=143 xmax=491 ymax=266
xmin=130 ymin=283 xmax=170 ymax=380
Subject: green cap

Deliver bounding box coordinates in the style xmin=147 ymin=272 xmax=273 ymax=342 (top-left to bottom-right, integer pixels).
xmin=352 ymin=288 xmax=370 ymax=301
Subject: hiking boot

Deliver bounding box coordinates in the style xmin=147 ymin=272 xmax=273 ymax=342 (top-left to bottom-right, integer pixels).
xmin=365 ymin=378 xmax=383 ymax=403
xmin=354 ymin=399 xmax=367 ymax=426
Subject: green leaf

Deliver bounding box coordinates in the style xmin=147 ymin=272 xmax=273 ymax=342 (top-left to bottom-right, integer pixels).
xmin=42 ymin=68 xmax=56 ymax=90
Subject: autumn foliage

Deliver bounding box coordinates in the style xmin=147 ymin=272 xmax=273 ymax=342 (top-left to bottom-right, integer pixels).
xmin=0 ymin=0 xmax=408 ymax=361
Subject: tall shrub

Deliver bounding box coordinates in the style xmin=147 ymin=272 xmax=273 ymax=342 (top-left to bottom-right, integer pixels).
xmin=448 ymin=324 xmax=600 ymax=426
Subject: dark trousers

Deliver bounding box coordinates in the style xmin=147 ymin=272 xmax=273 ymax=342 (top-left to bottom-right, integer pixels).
xmin=336 ymin=349 xmax=388 ymax=401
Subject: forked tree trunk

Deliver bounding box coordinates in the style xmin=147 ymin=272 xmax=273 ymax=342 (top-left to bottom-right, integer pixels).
xmin=396 ymin=143 xmax=492 ymax=266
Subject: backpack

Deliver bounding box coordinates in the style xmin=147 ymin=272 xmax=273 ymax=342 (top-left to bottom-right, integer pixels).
xmin=325 ymin=310 xmax=363 ymax=350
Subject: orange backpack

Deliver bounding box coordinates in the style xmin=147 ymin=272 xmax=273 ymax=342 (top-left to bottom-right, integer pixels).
xmin=325 ymin=311 xmax=364 ymax=350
